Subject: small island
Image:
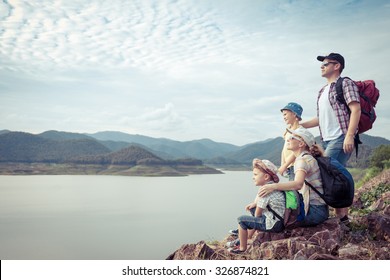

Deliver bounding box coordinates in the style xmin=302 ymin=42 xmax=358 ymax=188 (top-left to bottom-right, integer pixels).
xmin=0 ymin=161 xmax=223 ymax=176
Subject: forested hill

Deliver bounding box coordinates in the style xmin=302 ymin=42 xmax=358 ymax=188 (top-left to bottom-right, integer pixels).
xmin=0 ymin=132 xmax=203 ymax=167
xmin=337 ymin=134 xmax=390 ymax=168
xmin=1 ymin=130 xmax=389 ymax=168
xmin=0 ymin=132 xmax=110 ymax=163
xmin=38 ymin=130 xmax=94 ymax=141
xmin=205 ymin=135 xmax=390 ymax=168
xmin=220 ymin=137 xmax=285 ymax=165
xmin=72 ymin=146 xmax=163 ymax=165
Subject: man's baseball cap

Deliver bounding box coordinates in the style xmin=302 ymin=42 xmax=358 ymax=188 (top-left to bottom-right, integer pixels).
xmin=317 ymin=53 xmax=345 ymax=70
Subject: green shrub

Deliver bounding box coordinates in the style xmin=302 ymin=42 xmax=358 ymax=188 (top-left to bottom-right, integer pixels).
xmin=359 ymin=183 xmax=390 ymax=208
xmin=369 ymin=145 xmax=390 ymax=169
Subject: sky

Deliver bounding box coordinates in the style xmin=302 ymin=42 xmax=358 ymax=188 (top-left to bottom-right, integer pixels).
xmin=0 ymin=0 xmax=389 ymax=146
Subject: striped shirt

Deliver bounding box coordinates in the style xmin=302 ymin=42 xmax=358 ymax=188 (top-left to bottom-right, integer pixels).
xmin=294 ymin=152 xmax=325 ymax=214
xmin=316 ymin=77 xmax=360 ymax=138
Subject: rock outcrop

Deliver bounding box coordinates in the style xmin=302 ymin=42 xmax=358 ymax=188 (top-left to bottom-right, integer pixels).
xmin=167 ymin=169 xmax=390 ymax=260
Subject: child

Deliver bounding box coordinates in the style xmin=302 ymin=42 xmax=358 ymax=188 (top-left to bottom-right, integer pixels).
xmin=278 ymin=102 xmax=303 ymax=180
xmin=228 ymin=158 xmax=285 ymax=254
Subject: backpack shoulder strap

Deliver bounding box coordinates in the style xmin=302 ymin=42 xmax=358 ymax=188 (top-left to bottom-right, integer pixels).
xmin=335 ymin=77 xmax=348 ymax=107
xmin=303 ymin=156 xmax=325 ymax=200
xmin=267 ymin=191 xmax=285 ymax=223
xmin=267 ymin=205 xmax=284 ymax=223
xmin=304 ymin=178 xmax=323 ymax=198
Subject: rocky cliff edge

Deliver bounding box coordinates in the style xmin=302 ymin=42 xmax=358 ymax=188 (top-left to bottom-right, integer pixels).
xmin=167 ymin=169 xmax=390 ymax=260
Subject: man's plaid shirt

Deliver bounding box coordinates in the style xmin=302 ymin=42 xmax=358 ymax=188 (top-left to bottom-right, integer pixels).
xmin=317 ymin=77 xmax=360 ymax=137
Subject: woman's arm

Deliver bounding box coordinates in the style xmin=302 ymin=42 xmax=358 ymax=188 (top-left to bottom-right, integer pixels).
xmin=258 ymin=170 xmax=306 ymax=197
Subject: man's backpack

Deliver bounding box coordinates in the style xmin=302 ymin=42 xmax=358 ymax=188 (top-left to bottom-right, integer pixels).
xmin=304 ymin=156 xmax=355 ymax=208
xmin=335 ymin=77 xmax=380 ymax=134
xmin=267 ymin=190 xmax=305 ymax=229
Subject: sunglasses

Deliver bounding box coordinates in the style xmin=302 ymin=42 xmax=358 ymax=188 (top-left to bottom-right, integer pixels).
xmin=288 ymin=135 xmax=303 ymax=142
xmin=321 ymin=61 xmax=338 ymax=67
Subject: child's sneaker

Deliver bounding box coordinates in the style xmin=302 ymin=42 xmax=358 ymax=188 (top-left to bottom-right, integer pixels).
xmin=228 ymin=229 xmax=238 ymax=236
xmin=226 ymin=238 xmax=240 ymax=248
xmin=228 ymin=247 xmax=245 ymax=254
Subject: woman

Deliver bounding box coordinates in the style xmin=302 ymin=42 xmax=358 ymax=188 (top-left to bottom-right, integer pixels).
xmin=258 ymin=127 xmax=328 ymax=226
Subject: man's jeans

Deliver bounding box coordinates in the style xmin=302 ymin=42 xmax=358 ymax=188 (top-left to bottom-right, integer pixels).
xmin=322 ymin=135 xmax=352 ymax=167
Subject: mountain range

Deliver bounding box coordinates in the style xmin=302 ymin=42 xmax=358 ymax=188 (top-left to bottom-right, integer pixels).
xmin=0 ymin=129 xmax=389 ymax=168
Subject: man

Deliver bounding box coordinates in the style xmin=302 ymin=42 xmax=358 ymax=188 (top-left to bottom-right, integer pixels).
xmin=301 ymin=53 xmax=361 ymax=230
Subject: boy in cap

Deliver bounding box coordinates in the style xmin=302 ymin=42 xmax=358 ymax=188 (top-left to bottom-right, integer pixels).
xmin=228 ymin=158 xmax=285 ymax=254
xmin=300 ymin=52 xmax=361 ymax=230
xmin=279 ymin=102 xmax=303 ymax=180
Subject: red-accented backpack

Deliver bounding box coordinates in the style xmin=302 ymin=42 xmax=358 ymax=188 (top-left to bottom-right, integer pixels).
xmin=335 ymin=77 xmax=380 ymax=156
xmin=335 ymin=77 xmax=380 ymax=134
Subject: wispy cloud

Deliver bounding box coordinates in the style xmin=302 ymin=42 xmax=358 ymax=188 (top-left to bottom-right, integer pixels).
xmin=0 ymin=0 xmax=389 ymax=145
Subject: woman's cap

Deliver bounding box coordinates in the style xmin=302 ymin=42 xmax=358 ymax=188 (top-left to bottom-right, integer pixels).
xmin=280 ymin=102 xmax=303 ymax=120
xmin=286 ymin=127 xmax=315 ymax=148
xmin=252 ymin=158 xmax=279 ymax=183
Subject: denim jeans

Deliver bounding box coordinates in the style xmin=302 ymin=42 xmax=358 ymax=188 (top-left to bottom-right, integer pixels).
xmin=299 ymin=204 xmax=329 ymax=227
xmin=238 ymin=215 xmax=283 ymax=232
xmin=322 ymin=135 xmax=352 ymax=167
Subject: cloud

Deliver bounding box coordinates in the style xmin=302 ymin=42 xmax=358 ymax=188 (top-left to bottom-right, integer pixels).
xmin=118 ymin=103 xmax=188 ymax=135
xmin=0 ymin=0 xmax=389 ymax=145
xmin=0 ymin=0 xmax=229 ymax=72
xmin=138 ymin=103 xmax=179 ymax=122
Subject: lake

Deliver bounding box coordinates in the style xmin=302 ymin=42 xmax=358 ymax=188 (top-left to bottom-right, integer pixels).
xmin=0 ymin=171 xmax=256 ymax=259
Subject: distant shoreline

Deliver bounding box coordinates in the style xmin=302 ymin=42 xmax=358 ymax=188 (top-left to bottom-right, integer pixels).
xmin=0 ymin=162 xmax=223 ymax=177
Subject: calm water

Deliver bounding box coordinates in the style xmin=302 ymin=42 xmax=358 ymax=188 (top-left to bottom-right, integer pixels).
xmin=0 ymin=171 xmax=255 ymax=260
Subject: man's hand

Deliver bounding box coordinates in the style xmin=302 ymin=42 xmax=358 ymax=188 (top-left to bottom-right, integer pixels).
xmin=343 ymin=135 xmax=355 ymax=154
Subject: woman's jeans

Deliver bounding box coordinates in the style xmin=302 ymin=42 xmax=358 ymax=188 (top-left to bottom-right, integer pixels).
xmin=299 ymin=204 xmax=329 ymax=227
